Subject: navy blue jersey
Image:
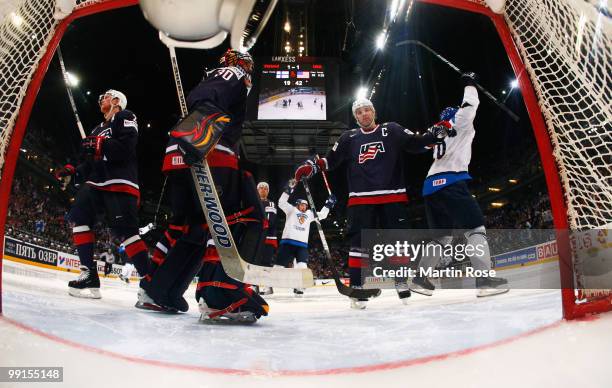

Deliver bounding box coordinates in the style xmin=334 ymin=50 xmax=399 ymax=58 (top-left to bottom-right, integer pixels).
xmin=162 ymin=66 xmax=249 ymax=170
xmin=186 ymin=66 xmax=249 ymax=152
xmin=323 ymin=122 xmax=435 ymax=206
xmin=78 ymin=109 xmax=140 ymax=198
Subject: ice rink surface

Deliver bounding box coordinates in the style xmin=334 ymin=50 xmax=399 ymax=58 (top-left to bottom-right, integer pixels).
xmin=258 ymin=94 xmax=326 ymax=120
xmin=1 ymin=260 xmax=611 ymax=388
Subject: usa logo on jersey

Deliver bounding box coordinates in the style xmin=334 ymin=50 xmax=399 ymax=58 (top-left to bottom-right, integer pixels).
xmin=359 ymin=141 xmax=385 ymax=164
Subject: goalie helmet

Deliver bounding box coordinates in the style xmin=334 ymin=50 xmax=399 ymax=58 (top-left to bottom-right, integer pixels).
xmin=351 ymin=98 xmax=375 ymax=118
xmin=220 ymin=49 xmax=254 ymax=73
xmin=99 ymin=89 xmax=127 ymax=110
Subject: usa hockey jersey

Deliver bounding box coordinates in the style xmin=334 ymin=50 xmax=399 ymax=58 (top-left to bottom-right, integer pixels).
xmin=162 ymin=66 xmax=249 ymax=172
xmin=80 ymin=109 xmax=140 ymax=198
xmin=423 ymin=86 xmax=479 ymax=196
xmin=323 ymin=122 xmax=436 ymax=206
xmin=278 ymin=192 xmax=329 ymax=247
xmin=261 ymin=198 xmax=278 ymax=248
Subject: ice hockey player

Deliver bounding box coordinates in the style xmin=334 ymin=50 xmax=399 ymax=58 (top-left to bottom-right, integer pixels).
xmin=294 ymin=97 xmax=451 ymax=309
xmin=142 ymin=49 xmax=269 ymax=323
xmin=411 ymin=72 xmax=508 ymax=297
xmin=252 ymin=181 xmax=277 ymax=295
xmin=55 ymin=89 xmax=152 ymax=299
xmin=276 ymin=179 xmax=336 ymax=296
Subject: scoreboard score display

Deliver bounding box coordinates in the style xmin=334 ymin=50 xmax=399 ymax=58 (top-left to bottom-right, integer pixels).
xmin=257 ymin=58 xmax=328 ymax=120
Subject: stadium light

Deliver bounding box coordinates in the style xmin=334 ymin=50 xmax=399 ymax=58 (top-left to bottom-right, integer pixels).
xmin=65 ymin=71 xmax=79 ymax=87
xmin=491 ymin=202 xmax=505 ymax=208
xmin=488 ymin=187 xmax=501 ymax=192
xmin=10 ymin=12 xmax=24 ymax=27
xmin=356 ymin=87 xmax=368 ymax=100
xmin=510 ymin=79 xmax=519 ymax=89
xmin=508 ymin=179 xmax=518 ymax=184
xmin=284 ymin=21 xmax=291 ymax=32
xmin=376 ymin=31 xmax=386 ymax=50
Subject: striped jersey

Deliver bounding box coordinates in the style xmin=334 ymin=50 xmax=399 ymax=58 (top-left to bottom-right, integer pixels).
xmin=81 ymin=109 xmax=140 ymax=198
xmin=323 ymin=122 xmax=436 ymax=206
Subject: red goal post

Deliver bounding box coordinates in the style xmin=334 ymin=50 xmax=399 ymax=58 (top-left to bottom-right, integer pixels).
xmin=0 ymin=0 xmax=610 ymax=319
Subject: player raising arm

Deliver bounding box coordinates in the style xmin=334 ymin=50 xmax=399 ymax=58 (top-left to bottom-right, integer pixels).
xmin=412 ymin=72 xmax=508 ymax=297
xmin=294 ymin=98 xmax=450 ymax=309
xmin=275 ymin=179 xmax=336 ymax=296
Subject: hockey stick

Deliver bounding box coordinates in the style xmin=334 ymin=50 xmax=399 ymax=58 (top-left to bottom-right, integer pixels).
xmin=164 ymin=42 xmax=313 ymax=288
xmin=57 ymin=46 xmax=86 ymax=139
xmin=302 ymin=175 xmax=381 ymax=299
xmin=395 ymin=39 xmax=520 ymax=122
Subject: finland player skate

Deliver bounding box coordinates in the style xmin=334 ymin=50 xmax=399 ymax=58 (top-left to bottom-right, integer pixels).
xmin=68 ymin=266 xmax=101 ymax=299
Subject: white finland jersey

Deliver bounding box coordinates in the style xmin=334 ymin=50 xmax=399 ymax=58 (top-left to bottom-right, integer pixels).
xmin=427 ymin=86 xmax=479 ymax=177
xmin=278 ymin=192 xmax=329 ymax=245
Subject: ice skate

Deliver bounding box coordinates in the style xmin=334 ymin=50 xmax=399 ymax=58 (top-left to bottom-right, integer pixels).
xmin=135 ymin=287 xmax=175 ymax=312
xmin=68 ymin=266 xmax=101 ymax=299
xmin=198 ymin=299 xmax=259 ymax=325
xmin=293 ymin=288 xmax=304 ymax=297
xmin=410 ymin=276 xmax=435 ymax=296
xmin=259 ymin=286 xmax=274 ymax=295
xmin=476 ymin=276 xmax=509 ymax=297
xmin=350 ymin=297 xmax=368 ymax=310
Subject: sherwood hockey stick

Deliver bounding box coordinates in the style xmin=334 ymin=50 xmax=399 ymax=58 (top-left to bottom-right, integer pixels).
xmin=302 ymin=175 xmax=381 ymax=299
xmin=395 ymin=39 xmax=520 ymax=122
xmin=164 ymin=40 xmax=313 ymax=288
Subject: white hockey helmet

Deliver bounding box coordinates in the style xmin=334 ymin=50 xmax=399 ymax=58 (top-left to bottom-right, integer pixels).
xmin=352 ymin=98 xmax=375 ymax=119
xmin=99 ymin=89 xmax=127 ymax=110
xmin=296 ymin=199 xmax=308 ymax=207
xmin=257 ymin=181 xmax=269 ymax=190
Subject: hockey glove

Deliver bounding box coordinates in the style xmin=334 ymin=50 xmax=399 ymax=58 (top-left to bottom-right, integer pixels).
xmin=82 ymin=136 xmax=105 ymax=160
xmin=170 ymin=103 xmax=230 ymax=166
xmin=428 ymin=124 xmax=450 ymax=144
xmin=54 ymin=164 xmax=76 ymax=179
xmin=461 ymin=72 xmax=479 ymax=87
xmin=435 ymin=120 xmax=457 ymax=137
xmin=325 ymin=194 xmax=337 ymax=209
xmin=284 ymin=178 xmax=297 ymax=195
xmin=294 ymin=158 xmax=326 ymax=182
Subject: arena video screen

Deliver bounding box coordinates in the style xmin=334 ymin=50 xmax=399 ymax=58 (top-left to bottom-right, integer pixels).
xmin=257 ymin=62 xmax=327 ymax=120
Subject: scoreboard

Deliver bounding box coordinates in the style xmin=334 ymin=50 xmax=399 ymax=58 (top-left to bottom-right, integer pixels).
xmin=255 ymin=57 xmax=329 ymax=120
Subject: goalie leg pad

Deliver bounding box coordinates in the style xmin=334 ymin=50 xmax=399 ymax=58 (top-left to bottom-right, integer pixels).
xmin=196 ymin=248 xmax=269 ymax=320
xmin=170 ymin=102 xmax=230 ymax=165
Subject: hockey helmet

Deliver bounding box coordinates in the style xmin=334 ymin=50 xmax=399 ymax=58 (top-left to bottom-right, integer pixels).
xmin=257 ymin=182 xmax=269 ymax=190
xmin=440 ymin=106 xmax=458 ymax=122
xmin=99 ymin=89 xmax=127 ymax=110
xmin=296 ymin=199 xmax=308 ymax=207
xmin=220 ymin=49 xmax=254 ymax=73
xmin=352 ymin=98 xmax=375 ymax=118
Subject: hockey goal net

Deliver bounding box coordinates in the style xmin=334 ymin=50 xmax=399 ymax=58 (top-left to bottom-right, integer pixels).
xmin=0 ymin=0 xmax=610 ymax=319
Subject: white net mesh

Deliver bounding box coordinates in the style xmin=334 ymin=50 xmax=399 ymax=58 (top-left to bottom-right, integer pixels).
xmin=504 ymin=0 xmax=612 ymax=231
xmin=0 ymin=0 xmax=58 ymax=178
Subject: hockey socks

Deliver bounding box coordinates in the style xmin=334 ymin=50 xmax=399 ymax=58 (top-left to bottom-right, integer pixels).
xmin=348 ymin=249 xmax=368 ymax=287
xmin=151 ymin=224 xmax=184 ymax=273
xmin=72 ymin=225 xmax=95 ymax=269
xmin=122 ymin=235 xmax=152 ymax=281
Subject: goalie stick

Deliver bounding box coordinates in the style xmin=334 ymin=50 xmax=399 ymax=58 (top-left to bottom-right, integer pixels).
xmin=303 ymin=169 xmax=381 ymax=299
xmin=395 ymin=39 xmax=520 ymax=122
xmin=164 ymin=40 xmax=313 ymax=288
